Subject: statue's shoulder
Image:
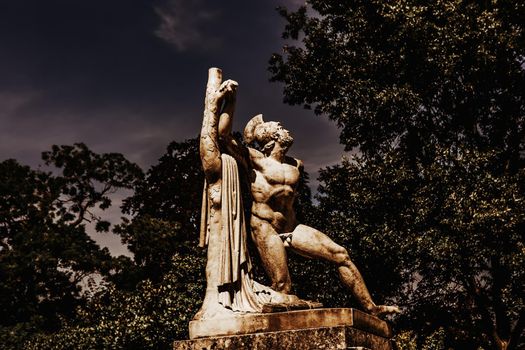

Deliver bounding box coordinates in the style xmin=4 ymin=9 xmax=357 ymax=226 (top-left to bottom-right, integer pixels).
xmin=285 ymin=156 xmax=303 ymax=170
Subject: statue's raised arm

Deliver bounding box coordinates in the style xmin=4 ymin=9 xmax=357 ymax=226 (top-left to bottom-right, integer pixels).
xmin=199 ymin=68 xmax=238 ymax=185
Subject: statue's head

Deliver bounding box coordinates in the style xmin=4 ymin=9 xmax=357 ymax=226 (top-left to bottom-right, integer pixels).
xmin=244 ymin=114 xmax=294 ymax=153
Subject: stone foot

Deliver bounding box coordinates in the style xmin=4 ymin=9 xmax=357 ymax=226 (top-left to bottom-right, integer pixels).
xmin=369 ymin=305 xmax=401 ymax=317
xmin=193 ymin=301 xmax=235 ymax=320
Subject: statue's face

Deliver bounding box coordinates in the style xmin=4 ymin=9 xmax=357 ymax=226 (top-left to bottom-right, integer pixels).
xmin=254 ymin=120 xmax=294 ymax=151
xmin=266 ymin=121 xmax=294 ymax=149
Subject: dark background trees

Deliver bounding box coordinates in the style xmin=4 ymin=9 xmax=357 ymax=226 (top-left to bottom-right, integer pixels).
xmin=270 ymin=1 xmax=524 ymax=349
xmin=112 ymin=138 xmax=204 ymax=288
xmin=270 ymin=1 xmax=525 ymax=166
xmin=0 ymin=144 xmax=142 ymax=347
xmin=1 ymin=140 xmax=207 ymax=349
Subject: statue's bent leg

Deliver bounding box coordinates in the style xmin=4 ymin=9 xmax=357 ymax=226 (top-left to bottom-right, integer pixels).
xmin=287 ymin=224 xmax=400 ymax=316
xmin=251 ymin=216 xmax=292 ymax=293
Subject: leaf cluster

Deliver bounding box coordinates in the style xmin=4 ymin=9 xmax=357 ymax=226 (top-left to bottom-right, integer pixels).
xmin=313 ymin=145 xmax=524 ymax=348
xmin=0 ymin=144 xmax=143 ymax=347
xmin=25 ymin=250 xmax=205 ymax=350
xmin=270 ymin=0 xmax=525 ymax=166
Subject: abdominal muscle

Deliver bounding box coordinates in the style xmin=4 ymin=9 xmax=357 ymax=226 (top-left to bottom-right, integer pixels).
xmin=251 ymin=201 xmax=297 ymax=234
xmin=250 ymin=169 xmax=299 ymax=234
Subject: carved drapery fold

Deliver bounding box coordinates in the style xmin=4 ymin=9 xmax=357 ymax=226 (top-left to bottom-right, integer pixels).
xmin=200 ymin=154 xmax=275 ymax=313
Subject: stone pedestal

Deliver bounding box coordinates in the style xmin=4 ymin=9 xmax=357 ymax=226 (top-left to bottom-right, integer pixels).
xmin=173 ymin=308 xmax=393 ymax=350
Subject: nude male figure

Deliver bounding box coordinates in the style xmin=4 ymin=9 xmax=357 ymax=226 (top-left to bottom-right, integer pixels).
xmin=215 ymin=77 xmax=399 ymax=317
xmin=240 ymin=115 xmax=399 ymax=317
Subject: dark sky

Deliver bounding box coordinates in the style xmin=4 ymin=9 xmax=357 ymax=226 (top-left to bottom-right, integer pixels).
xmin=0 ymin=0 xmax=345 ymax=255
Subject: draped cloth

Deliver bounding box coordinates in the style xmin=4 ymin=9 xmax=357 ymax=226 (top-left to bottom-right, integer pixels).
xmin=200 ymin=154 xmax=275 ymax=313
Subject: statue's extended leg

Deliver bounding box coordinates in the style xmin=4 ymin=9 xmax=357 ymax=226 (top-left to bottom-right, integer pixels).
xmin=286 ymin=224 xmax=400 ymax=317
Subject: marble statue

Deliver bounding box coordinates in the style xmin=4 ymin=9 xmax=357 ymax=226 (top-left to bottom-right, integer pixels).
xmin=196 ymin=68 xmax=399 ymax=320
xmin=196 ymin=68 xmax=299 ymax=320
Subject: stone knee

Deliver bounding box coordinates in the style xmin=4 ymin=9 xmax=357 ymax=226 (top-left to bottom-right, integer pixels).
xmin=333 ymin=246 xmax=351 ymax=266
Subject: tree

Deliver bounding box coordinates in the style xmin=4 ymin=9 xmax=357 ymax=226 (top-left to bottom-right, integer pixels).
xmin=25 ymin=251 xmax=205 ymax=350
xmin=112 ymin=138 xmax=204 ymax=288
xmin=0 ymin=143 xmax=142 ymax=348
xmin=270 ymin=1 xmax=525 ymax=166
xmin=122 ymin=138 xmax=203 ymax=237
xmin=314 ymin=147 xmax=524 ymax=349
xmin=270 ymin=1 xmax=525 ymax=349
xmin=24 ymin=138 xmax=210 ymax=349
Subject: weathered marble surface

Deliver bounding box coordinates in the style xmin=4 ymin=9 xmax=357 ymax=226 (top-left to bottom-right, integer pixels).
xmin=174 ymin=324 xmax=392 ymax=350
xmin=196 ymin=67 xmax=399 ymax=322
xmin=188 ymin=308 xmax=392 ymax=340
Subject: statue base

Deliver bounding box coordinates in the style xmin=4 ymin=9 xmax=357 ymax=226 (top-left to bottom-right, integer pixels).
xmin=174 ymin=308 xmax=393 ymax=350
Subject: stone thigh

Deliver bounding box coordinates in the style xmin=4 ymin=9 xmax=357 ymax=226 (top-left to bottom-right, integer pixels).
xmin=286 ymin=224 xmax=349 ymax=264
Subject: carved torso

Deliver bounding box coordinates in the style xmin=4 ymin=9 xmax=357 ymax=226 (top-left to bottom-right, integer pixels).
xmin=249 ymin=151 xmax=301 ymax=233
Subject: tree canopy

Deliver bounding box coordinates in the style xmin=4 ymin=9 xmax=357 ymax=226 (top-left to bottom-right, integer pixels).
xmin=270 ymin=1 xmax=525 ymax=349
xmin=270 ymin=0 xmax=524 ymax=167
xmin=0 ymin=143 xmax=143 ymax=347
xmin=113 ymin=138 xmax=204 ymax=288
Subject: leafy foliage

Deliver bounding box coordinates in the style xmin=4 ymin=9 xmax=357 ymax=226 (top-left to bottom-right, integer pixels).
xmin=0 ymin=144 xmax=143 ymax=347
xmin=270 ymin=0 xmax=525 ymax=166
xmin=271 ymin=1 xmax=525 ymax=349
xmin=42 ymin=143 xmax=144 ymax=229
xmin=0 ymin=140 xmax=208 ymax=349
xmin=26 ymin=250 xmax=205 ymax=350
xmin=122 ymin=138 xmax=202 ymax=237
xmin=314 ymin=146 xmax=524 ymax=348
xmin=112 ymin=138 xmax=204 ymax=288
xmin=395 ymin=328 xmax=446 ymax=350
